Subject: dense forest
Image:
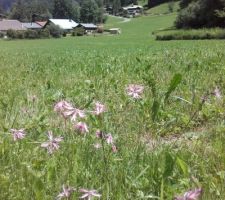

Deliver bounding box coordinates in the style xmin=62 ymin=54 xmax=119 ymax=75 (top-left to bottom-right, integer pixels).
xmin=0 ymin=0 xmax=136 ymax=23
xmin=176 ymin=0 xmax=225 ymax=28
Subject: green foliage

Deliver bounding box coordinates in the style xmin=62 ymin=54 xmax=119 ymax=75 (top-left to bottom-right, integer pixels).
xmin=24 ymin=29 xmax=38 ymax=39
xmin=6 ymin=29 xmax=50 ymax=39
xmin=9 ymin=0 xmax=51 ymax=22
xmin=165 ymin=73 xmax=182 ymax=101
xmin=52 ymin=0 xmax=79 ymax=20
xmin=0 ymin=12 xmax=225 ymax=200
xmin=176 ymin=0 xmax=225 ymax=28
xmin=72 ymin=27 xmax=86 ymax=36
xmin=80 ymin=0 xmax=101 ymax=23
xmin=0 ymin=31 xmax=5 ymax=38
xmin=45 ymin=23 xmax=63 ymax=38
xmin=156 ymin=28 xmax=225 ymax=40
xmin=148 ymin=0 xmax=178 ymax=8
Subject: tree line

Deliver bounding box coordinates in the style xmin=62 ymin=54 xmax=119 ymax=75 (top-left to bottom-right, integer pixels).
xmin=176 ymin=0 xmax=225 ymax=28
xmin=0 ymin=0 xmax=137 ymax=23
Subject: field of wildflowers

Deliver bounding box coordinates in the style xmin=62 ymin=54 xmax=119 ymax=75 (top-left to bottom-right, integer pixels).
xmin=0 ymin=11 xmax=225 ymax=200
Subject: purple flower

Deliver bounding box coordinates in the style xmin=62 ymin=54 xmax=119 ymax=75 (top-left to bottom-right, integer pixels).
xmin=175 ymin=188 xmax=203 ymax=200
xmin=213 ymin=87 xmax=222 ymax=99
xmin=63 ymin=108 xmax=85 ymax=122
xmin=93 ymin=102 xmax=106 ymax=115
xmin=54 ymin=100 xmax=73 ymax=113
xmin=79 ymin=188 xmax=101 ymax=200
xmin=57 ymin=185 xmax=76 ymax=200
xmin=126 ymin=84 xmax=144 ymax=99
xmin=96 ymin=130 xmax=103 ymax=138
xmin=10 ymin=129 xmax=26 ymax=141
xmin=41 ymin=131 xmax=63 ymax=154
xmin=74 ymin=122 xmax=89 ymax=134
xmin=105 ymin=133 xmax=113 ymax=144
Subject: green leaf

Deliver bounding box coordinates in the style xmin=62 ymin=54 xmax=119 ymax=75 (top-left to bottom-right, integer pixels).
xmin=163 ymin=152 xmax=175 ymax=178
xmin=165 ymin=73 xmax=182 ymax=101
xmin=152 ymin=100 xmax=160 ymax=121
xmin=176 ymin=157 xmax=188 ymax=176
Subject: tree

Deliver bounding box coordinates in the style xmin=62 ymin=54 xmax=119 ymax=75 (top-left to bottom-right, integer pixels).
xmin=112 ymin=0 xmax=121 ymax=15
xmin=176 ymin=0 xmax=225 ymax=28
xmin=10 ymin=0 xmax=28 ymax=21
xmin=52 ymin=0 xmax=80 ymax=21
xmin=10 ymin=0 xmax=51 ymax=22
xmin=80 ymin=0 xmax=99 ymax=23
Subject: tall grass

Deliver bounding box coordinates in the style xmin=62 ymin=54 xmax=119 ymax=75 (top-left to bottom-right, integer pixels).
xmin=0 ymin=10 xmax=225 ymax=199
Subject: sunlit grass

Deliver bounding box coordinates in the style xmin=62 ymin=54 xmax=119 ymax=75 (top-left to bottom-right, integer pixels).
xmin=0 ymin=9 xmax=225 ymax=200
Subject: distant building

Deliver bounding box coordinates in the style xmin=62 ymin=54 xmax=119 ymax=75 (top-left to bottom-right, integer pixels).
xmin=0 ymin=19 xmax=26 ymax=33
xmin=77 ymin=23 xmax=97 ymax=32
xmin=22 ymin=22 xmax=42 ymax=30
xmin=109 ymin=28 xmax=121 ymax=34
xmin=122 ymin=5 xmax=143 ymax=17
xmin=44 ymin=19 xmax=78 ymax=31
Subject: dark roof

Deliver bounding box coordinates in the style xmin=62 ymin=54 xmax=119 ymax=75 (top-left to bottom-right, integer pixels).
xmin=0 ymin=20 xmax=26 ymax=31
xmin=22 ymin=22 xmax=42 ymax=29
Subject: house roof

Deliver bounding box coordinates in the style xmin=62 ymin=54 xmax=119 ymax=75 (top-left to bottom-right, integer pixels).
xmin=36 ymin=21 xmax=47 ymax=27
xmin=123 ymin=5 xmax=143 ymax=10
xmin=22 ymin=22 xmax=42 ymax=29
xmin=0 ymin=19 xmax=27 ymax=31
xmin=80 ymin=23 xmax=97 ymax=29
xmin=48 ymin=19 xmax=78 ymax=30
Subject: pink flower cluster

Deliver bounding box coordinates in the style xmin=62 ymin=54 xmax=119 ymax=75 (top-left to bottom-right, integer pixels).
xmin=57 ymin=185 xmax=101 ymax=200
xmin=54 ymin=100 xmax=86 ymax=121
xmin=54 ymin=100 xmax=106 ymax=135
xmin=175 ymin=188 xmax=202 ymax=200
xmin=10 ymin=129 xmax=26 ymax=141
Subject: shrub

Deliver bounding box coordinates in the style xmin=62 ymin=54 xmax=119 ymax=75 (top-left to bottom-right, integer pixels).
xmin=72 ymin=27 xmax=85 ymax=36
xmin=37 ymin=29 xmax=50 ymax=38
xmin=45 ymin=24 xmax=63 ymax=38
xmin=155 ymin=28 xmax=225 ymax=40
xmin=7 ymin=29 xmax=17 ymax=39
xmin=24 ymin=29 xmax=38 ymax=39
xmin=0 ymin=31 xmax=5 ymax=38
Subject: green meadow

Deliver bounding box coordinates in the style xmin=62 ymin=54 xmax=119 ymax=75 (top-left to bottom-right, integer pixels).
xmin=0 ymin=4 xmax=225 ymax=200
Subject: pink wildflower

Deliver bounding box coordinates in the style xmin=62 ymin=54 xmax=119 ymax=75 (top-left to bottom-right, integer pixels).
xmin=105 ymin=133 xmax=113 ymax=144
xmin=54 ymin=100 xmax=73 ymax=113
xmin=41 ymin=131 xmax=63 ymax=154
xmin=10 ymin=129 xmax=26 ymax=141
xmin=57 ymin=185 xmax=76 ymax=200
xmin=63 ymin=108 xmax=85 ymax=121
xmin=175 ymin=188 xmax=203 ymax=200
xmin=213 ymin=87 xmax=222 ymax=99
xmin=74 ymin=122 xmax=89 ymax=134
xmin=126 ymin=84 xmax=144 ymax=99
xmin=93 ymin=102 xmax=106 ymax=115
xmin=96 ymin=130 xmax=103 ymax=138
xmin=79 ymin=188 xmax=101 ymax=200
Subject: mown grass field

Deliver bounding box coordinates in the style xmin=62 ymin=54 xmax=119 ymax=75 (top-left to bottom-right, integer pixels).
xmin=0 ymin=6 xmax=225 ymax=200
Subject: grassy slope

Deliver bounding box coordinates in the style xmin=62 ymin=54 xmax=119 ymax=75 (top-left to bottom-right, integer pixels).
xmin=0 ymin=5 xmax=225 ymax=200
